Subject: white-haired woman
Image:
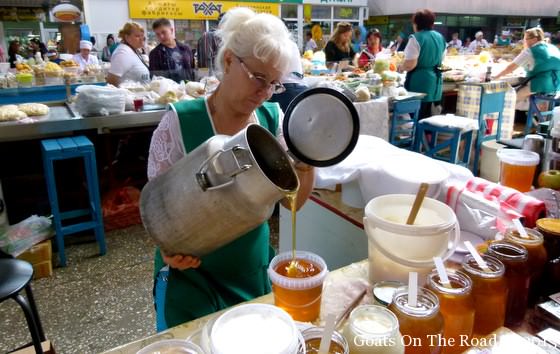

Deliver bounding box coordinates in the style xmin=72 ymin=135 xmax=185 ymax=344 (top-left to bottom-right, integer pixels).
xmin=147 ymin=7 xmax=315 ymax=330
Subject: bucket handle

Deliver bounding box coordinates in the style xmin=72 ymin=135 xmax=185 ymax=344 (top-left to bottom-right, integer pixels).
xmin=196 ymin=145 xmax=252 ymax=191
xmin=365 ymin=218 xmax=461 ymax=268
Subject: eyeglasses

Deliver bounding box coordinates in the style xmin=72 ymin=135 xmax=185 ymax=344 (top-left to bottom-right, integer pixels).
xmin=236 ymin=56 xmax=286 ymax=94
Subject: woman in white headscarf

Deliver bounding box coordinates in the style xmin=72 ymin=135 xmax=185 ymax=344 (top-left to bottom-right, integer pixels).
xmin=72 ymin=40 xmax=99 ymax=70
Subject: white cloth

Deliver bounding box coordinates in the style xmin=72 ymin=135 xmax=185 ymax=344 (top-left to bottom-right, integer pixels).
xmin=305 ymin=38 xmax=317 ymax=52
xmin=353 ymin=97 xmax=389 ymax=140
xmin=468 ymin=39 xmax=489 ymax=52
xmin=448 ymin=39 xmax=462 ymax=49
xmin=420 ymin=114 xmax=480 ymax=132
xmin=147 ymin=98 xmax=284 ymax=180
xmin=109 ymin=44 xmax=150 ymax=84
xmin=72 ymin=53 xmax=99 ymax=70
xmin=404 ymin=36 xmax=420 ymax=60
xmin=282 ymin=41 xmax=305 ymax=85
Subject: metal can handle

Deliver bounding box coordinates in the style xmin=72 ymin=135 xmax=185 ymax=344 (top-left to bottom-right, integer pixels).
xmin=196 ymin=145 xmax=252 ymax=191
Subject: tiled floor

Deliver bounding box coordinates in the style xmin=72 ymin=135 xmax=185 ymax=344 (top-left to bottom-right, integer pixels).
xmin=0 ymin=216 xmax=280 ymax=354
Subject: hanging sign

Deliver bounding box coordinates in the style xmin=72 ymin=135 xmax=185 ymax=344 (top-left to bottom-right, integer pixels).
xmin=129 ymin=0 xmax=280 ymax=19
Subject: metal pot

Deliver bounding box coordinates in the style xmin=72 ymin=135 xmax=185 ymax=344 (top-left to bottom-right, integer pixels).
xmin=140 ymin=124 xmax=299 ymax=256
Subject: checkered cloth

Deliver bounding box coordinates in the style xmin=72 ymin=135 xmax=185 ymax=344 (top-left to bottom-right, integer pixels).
xmin=456 ymin=81 xmax=516 ymax=139
xmin=465 ymin=177 xmax=546 ymax=227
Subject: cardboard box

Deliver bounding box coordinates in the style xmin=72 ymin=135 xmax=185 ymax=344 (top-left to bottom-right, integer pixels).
xmin=32 ymin=260 xmax=53 ymax=280
xmin=10 ymin=340 xmax=56 ymax=354
xmin=17 ymin=240 xmax=52 ymax=265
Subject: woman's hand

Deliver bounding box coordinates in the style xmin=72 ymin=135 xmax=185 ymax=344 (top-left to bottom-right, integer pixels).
xmin=162 ymin=251 xmax=201 ymax=270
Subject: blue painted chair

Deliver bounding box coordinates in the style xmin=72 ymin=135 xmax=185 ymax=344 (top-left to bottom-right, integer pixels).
xmin=414 ymin=115 xmax=476 ymax=167
xmin=471 ymin=86 xmax=506 ymax=176
xmin=389 ymin=99 xmax=421 ymax=149
xmin=524 ymin=93 xmax=560 ymax=135
xmin=41 ymin=136 xmax=106 ymax=267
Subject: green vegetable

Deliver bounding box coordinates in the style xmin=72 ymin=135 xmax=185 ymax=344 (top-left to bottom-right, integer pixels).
xmin=373 ymin=59 xmax=389 ymax=74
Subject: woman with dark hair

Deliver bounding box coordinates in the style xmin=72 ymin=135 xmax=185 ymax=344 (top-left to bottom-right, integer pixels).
xmin=102 ymin=34 xmax=116 ymax=62
xmin=29 ymin=38 xmax=47 ymax=60
xmin=8 ymin=40 xmax=22 ymax=68
xmin=399 ymin=9 xmax=446 ymax=118
xmin=324 ymin=22 xmax=355 ymax=63
xmin=358 ymin=29 xmax=383 ymax=67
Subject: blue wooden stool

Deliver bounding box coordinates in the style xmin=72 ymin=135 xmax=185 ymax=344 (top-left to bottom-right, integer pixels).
xmin=414 ymin=115 xmax=476 ymax=167
xmin=41 ymin=136 xmax=106 ymax=267
xmin=389 ymin=99 xmax=421 ymax=150
xmin=525 ymin=93 xmax=560 ymax=135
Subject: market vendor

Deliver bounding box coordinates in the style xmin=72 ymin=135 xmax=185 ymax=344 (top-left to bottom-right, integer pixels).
xmin=399 ymin=9 xmax=446 ymax=118
xmin=107 ymin=22 xmax=150 ymax=86
xmin=147 ymin=7 xmax=315 ymax=331
xmin=357 ymin=29 xmax=383 ymax=68
xmin=494 ymin=27 xmax=560 ymax=110
xmin=495 ymin=31 xmax=512 ymax=47
xmin=324 ymin=22 xmax=356 ymax=64
xmin=72 ymin=40 xmax=99 ymax=71
xmin=468 ymin=31 xmax=490 ymax=52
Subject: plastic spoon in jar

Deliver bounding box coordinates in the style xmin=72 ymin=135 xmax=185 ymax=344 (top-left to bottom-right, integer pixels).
xmin=318 ymin=313 xmax=336 ymax=354
xmin=433 ymin=257 xmax=452 ymax=289
xmin=513 ymin=218 xmax=529 ymax=239
xmin=464 ymin=241 xmax=490 ymax=272
xmin=408 ymin=272 xmax=418 ymax=308
xmin=406 ymin=183 xmax=429 ymax=225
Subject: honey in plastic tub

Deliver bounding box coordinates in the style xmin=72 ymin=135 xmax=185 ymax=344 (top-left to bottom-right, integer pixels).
xmin=268 ymin=250 xmax=328 ymax=322
xmin=497 ymin=149 xmax=539 ymax=192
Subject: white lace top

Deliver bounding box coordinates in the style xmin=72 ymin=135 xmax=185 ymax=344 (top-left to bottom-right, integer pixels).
xmin=147 ymin=98 xmax=284 ymax=180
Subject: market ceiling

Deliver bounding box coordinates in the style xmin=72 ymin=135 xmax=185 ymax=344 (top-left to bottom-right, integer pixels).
xmin=0 ymin=0 xmax=49 ymax=7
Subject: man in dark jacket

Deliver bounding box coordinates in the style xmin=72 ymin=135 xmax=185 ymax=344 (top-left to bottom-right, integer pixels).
xmin=149 ymin=18 xmax=195 ymax=83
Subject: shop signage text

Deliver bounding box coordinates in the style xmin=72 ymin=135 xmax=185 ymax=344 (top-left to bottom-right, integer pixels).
xmin=302 ymin=0 xmax=368 ymax=7
xmin=129 ymin=0 xmax=279 ymax=19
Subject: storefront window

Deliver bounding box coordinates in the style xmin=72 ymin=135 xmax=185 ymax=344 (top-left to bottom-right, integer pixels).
xmin=175 ymin=20 xmax=205 ymax=49
xmin=282 ymin=4 xmax=298 ymax=19
xmin=311 ymin=6 xmax=331 ymax=20
xmin=333 ymin=7 xmax=358 ymax=20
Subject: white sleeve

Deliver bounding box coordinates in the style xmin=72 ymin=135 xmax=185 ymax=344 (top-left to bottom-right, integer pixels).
xmin=91 ymin=55 xmax=99 ymax=65
xmin=109 ymin=48 xmax=128 ymax=77
xmin=513 ymin=49 xmax=534 ymax=71
xmin=468 ymin=41 xmax=477 ymax=52
xmin=147 ymin=109 xmax=186 ymax=180
xmin=403 ymin=36 xmax=420 ymax=60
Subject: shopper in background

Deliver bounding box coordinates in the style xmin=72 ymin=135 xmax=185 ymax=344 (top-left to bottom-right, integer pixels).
xmin=197 ymin=13 xmax=223 ymax=71
xmin=102 ymin=34 xmax=115 ymax=62
xmin=8 ymin=40 xmax=22 ymax=68
xmin=468 ymin=31 xmax=489 ymax=52
xmin=324 ymin=22 xmax=355 ymax=64
xmin=304 ymin=32 xmax=317 ymax=52
xmin=149 ymin=18 xmax=194 ymax=83
xmin=400 ymin=9 xmax=446 ymax=119
xmin=352 ymin=25 xmax=367 ymax=53
xmin=107 ymin=22 xmax=150 ymax=86
xmin=358 ymin=29 xmax=383 ymax=67
xmin=464 ymin=37 xmax=472 ymax=49
xmin=494 ymin=27 xmax=560 ymax=110
xmin=494 ymin=31 xmax=511 ymax=46
xmin=73 ymin=40 xmax=99 ymax=70
xmin=46 ymin=50 xmax=63 ymax=64
xmin=148 ymin=7 xmax=314 ymax=330
xmin=29 ymin=38 xmax=47 ymax=60
xmin=448 ymin=32 xmax=462 ymax=49
xmin=390 ymin=32 xmax=408 ymax=52
xmin=269 ymin=39 xmax=308 ymax=112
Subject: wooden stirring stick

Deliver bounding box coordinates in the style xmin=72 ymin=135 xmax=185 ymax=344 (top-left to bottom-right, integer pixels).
xmin=406 ymin=183 xmax=429 ymax=225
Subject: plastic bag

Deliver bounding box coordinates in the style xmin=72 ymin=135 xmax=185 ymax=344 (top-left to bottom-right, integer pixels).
xmin=102 ymin=186 xmax=142 ymax=231
xmin=75 ymin=85 xmax=127 ymax=117
xmin=0 ymin=215 xmax=53 ymax=257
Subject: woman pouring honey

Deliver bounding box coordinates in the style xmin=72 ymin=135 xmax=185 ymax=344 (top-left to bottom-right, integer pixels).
xmin=146 ymin=8 xmax=315 ymax=331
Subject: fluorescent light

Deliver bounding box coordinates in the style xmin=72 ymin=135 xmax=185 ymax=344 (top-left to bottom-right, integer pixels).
xmin=434 ymin=21 xmax=443 ymax=25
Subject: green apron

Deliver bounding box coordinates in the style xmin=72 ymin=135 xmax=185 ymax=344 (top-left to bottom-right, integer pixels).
xmin=497 ymin=37 xmax=511 ymax=46
xmin=404 ymin=30 xmax=446 ymax=103
xmin=154 ymin=98 xmax=279 ymax=327
xmin=528 ymin=42 xmax=560 ymax=94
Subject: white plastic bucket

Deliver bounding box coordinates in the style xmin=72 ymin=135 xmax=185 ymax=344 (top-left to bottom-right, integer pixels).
xmin=364 ymin=194 xmax=460 ymax=286
xmin=136 ymin=339 xmax=205 ymax=354
xmin=210 ymin=304 xmax=303 ymax=354
xmin=480 ymin=140 xmax=505 ymax=182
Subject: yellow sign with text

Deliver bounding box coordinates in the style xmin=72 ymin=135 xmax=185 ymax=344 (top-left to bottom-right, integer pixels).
xmin=129 ymin=0 xmax=279 ymax=20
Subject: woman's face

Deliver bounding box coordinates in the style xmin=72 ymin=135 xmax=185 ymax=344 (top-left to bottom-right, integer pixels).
xmin=341 ymin=30 xmax=353 ymax=44
xmin=221 ymin=50 xmax=283 ymax=115
xmin=368 ymin=35 xmax=380 ymax=47
xmin=125 ymin=29 xmax=145 ymax=49
xmin=524 ymin=35 xmax=537 ymax=48
xmin=108 ymin=37 xmax=115 ymax=46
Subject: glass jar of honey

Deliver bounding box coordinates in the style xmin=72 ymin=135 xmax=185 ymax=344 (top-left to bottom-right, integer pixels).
xmin=302 ymin=326 xmax=349 ymax=354
xmin=461 ymin=254 xmax=507 ymax=337
xmin=426 ymin=270 xmax=475 ymax=354
xmin=343 ymin=305 xmax=404 ymax=354
xmin=486 ymin=241 xmax=530 ymax=327
xmin=536 ymin=218 xmax=560 ymax=296
xmin=387 ymin=287 xmax=443 ymax=354
xmin=504 ymin=227 xmax=547 ymax=305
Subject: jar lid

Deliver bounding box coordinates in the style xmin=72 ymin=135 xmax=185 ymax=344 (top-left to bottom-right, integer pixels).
xmin=496 ymin=149 xmax=539 ymax=166
xmin=283 ymin=87 xmax=360 ymax=167
xmin=536 ymin=218 xmax=560 ymax=236
xmin=373 ymin=281 xmax=404 ymax=306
